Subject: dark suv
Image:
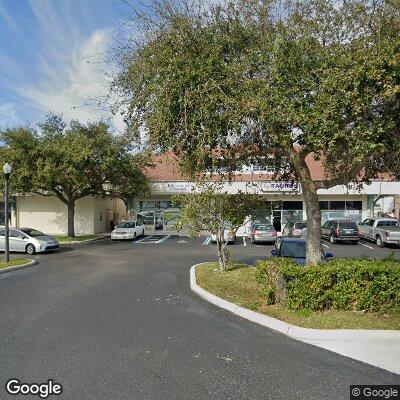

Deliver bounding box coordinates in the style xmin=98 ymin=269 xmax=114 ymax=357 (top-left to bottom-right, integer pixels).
xmin=321 ymin=218 xmax=359 ymax=244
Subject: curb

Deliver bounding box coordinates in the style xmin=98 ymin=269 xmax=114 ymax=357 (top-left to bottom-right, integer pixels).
xmin=190 ymin=263 xmax=400 ymax=374
xmin=0 ymin=259 xmax=38 ymax=275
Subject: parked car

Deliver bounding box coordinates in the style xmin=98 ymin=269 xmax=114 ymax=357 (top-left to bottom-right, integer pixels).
xmin=270 ymin=238 xmax=333 ymax=265
xmin=358 ymin=218 xmax=400 ymax=247
xmin=321 ymin=218 xmax=359 ymax=244
xmin=249 ymin=223 xmax=277 ymax=244
xmin=111 ymin=221 xmax=145 ymax=241
xmin=281 ymin=221 xmax=307 ymax=238
xmin=0 ymin=227 xmax=59 ymax=255
xmin=211 ymin=229 xmax=236 ymax=244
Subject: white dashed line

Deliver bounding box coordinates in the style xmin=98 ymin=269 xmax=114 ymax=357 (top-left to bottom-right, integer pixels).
xmin=202 ymin=237 xmax=211 ymax=246
xmin=360 ymin=243 xmax=374 ymax=250
xmin=134 ymin=235 xmax=153 ymax=243
xmin=155 ymin=235 xmax=172 ymax=244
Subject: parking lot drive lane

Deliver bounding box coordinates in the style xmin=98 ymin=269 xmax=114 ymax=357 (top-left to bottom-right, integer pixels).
xmin=0 ymin=238 xmax=399 ymax=400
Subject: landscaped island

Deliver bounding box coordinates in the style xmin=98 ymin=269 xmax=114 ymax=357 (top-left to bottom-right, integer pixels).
xmin=0 ymin=258 xmax=33 ymax=271
xmin=196 ymin=260 xmax=400 ymax=330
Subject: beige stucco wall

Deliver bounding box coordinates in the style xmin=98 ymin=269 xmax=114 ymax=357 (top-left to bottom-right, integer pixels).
xmin=15 ymin=196 xmax=127 ymax=235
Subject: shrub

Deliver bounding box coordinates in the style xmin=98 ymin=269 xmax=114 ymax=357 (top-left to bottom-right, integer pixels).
xmin=255 ymin=259 xmax=295 ymax=305
xmin=256 ymin=258 xmax=400 ymax=313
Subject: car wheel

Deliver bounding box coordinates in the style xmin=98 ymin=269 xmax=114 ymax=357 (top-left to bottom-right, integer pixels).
xmin=329 ymin=234 xmax=337 ymax=244
xmin=26 ymin=243 xmax=36 ymax=255
xmin=351 ymin=240 xmax=358 ymax=245
xmin=376 ymin=235 xmax=385 ymax=247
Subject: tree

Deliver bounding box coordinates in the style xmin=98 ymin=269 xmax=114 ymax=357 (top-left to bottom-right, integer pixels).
xmin=113 ymin=0 xmax=400 ymax=264
xmin=0 ymin=115 xmax=150 ymax=237
xmin=174 ymin=182 xmax=267 ymax=272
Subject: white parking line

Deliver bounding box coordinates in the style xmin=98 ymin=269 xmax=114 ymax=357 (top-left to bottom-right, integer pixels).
xmin=155 ymin=235 xmax=171 ymax=244
xmin=202 ymin=237 xmax=211 ymax=246
xmin=322 ymin=244 xmax=329 ymax=248
xmin=134 ymin=235 xmax=153 ymax=244
xmin=360 ymin=242 xmax=374 ymax=250
xmin=243 ymin=237 xmax=247 ymax=246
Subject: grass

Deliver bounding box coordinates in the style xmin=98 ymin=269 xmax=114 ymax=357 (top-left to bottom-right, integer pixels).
xmin=0 ymin=258 xmax=32 ymax=270
xmin=54 ymin=234 xmax=101 ymax=243
xmin=196 ymin=262 xmax=400 ymax=330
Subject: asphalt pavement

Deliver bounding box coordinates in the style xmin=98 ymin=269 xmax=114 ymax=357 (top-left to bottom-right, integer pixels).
xmin=0 ymin=236 xmax=399 ymax=400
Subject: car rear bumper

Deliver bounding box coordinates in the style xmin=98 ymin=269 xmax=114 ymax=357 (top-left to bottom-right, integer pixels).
xmin=111 ymin=234 xmax=135 ymax=240
xmin=386 ymin=239 xmax=400 ymax=245
xmin=252 ymin=237 xmax=276 ymax=243
xmin=336 ymin=236 xmax=359 ymax=241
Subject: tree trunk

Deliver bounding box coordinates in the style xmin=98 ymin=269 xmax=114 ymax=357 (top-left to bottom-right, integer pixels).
xmin=302 ymin=181 xmax=323 ymax=265
xmin=216 ymin=229 xmax=228 ymax=272
xmin=67 ymin=201 xmax=76 ymax=238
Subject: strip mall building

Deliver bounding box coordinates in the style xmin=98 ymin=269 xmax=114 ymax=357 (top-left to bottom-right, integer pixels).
xmin=3 ymin=153 xmax=400 ymax=235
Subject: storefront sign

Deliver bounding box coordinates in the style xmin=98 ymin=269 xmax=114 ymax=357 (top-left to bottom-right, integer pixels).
xmin=256 ymin=181 xmax=301 ymax=192
xmin=152 ymin=182 xmax=195 ymax=194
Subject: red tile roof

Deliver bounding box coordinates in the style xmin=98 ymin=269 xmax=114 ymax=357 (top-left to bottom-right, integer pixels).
xmin=144 ymin=152 xmax=325 ymax=182
xmin=144 ymin=151 xmax=390 ymax=182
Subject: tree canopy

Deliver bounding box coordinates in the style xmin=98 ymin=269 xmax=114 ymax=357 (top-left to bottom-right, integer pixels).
xmin=174 ymin=182 xmax=268 ymax=271
xmin=0 ymin=114 xmax=150 ymax=236
xmin=114 ymin=0 xmax=400 ymax=263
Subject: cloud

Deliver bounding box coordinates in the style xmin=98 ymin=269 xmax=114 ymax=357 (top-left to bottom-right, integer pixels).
xmin=10 ymin=0 xmax=127 ymax=133
xmin=21 ymin=28 xmax=124 ymax=131
xmin=0 ymin=1 xmax=21 ymax=35
xmin=0 ymin=103 xmax=19 ymax=129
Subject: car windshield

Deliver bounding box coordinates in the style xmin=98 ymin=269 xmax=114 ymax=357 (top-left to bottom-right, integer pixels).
xmin=254 ymin=224 xmax=273 ymax=231
xmin=19 ymin=228 xmax=45 ymax=237
xmin=339 ymin=222 xmax=357 ymax=229
xmin=116 ymin=222 xmax=133 ymax=229
xmin=280 ymin=241 xmax=306 ymax=258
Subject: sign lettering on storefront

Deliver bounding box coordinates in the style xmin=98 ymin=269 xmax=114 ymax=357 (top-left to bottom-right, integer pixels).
xmin=256 ymin=181 xmax=301 ymax=192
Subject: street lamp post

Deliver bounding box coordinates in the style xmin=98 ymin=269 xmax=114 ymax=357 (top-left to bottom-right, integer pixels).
xmin=3 ymin=163 xmax=11 ymax=263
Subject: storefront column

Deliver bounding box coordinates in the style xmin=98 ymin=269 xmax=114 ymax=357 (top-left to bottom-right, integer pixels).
xmin=395 ymin=196 xmax=400 ymax=220
xmin=366 ymin=195 xmax=375 ymax=218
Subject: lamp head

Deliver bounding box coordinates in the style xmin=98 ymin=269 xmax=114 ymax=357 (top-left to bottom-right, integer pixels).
xmin=3 ymin=163 xmax=11 ymax=176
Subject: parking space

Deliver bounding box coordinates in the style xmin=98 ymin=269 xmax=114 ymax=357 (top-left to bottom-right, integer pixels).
xmin=199 ymin=234 xmax=400 ymax=260
xmin=133 ymin=234 xmax=172 ymax=244
xmin=3 ymin=233 xmax=399 ymax=265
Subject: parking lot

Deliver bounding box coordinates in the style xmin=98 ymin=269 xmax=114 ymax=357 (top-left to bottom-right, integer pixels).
xmin=7 ymin=233 xmax=396 ymax=267
xmin=2 ymin=232 xmax=397 ymax=400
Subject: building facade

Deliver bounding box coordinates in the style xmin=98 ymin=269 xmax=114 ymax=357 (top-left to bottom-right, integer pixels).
xmin=2 ymin=195 xmax=126 ymax=235
xmin=2 ymin=152 xmax=400 ymax=236
xmin=132 ymin=153 xmax=400 ymax=235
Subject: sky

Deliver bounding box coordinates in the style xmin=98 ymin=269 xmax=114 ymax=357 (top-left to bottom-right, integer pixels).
xmin=0 ymin=0 xmax=134 ymax=132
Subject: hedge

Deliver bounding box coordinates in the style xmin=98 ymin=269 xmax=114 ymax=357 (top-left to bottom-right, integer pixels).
xmin=255 ymin=258 xmax=400 ymax=313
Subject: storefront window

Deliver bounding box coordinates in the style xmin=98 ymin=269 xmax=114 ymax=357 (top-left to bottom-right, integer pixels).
xmin=160 ymin=201 xmax=173 ymax=209
xmin=330 ymin=201 xmax=345 ymax=210
xmin=282 ymin=201 xmax=303 ymax=210
xmin=319 ymin=201 xmax=329 ymax=210
xmin=139 ymin=201 xmax=155 ymax=210
xmin=346 ymin=201 xmax=362 ymax=210
xmin=137 ymin=211 xmax=155 ymax=226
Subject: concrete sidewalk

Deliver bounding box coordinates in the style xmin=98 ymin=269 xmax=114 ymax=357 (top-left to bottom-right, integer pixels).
xmin=190 ymin=264 xmax=400 ymax=375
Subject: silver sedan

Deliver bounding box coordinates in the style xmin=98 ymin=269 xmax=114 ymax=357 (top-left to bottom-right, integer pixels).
xmin=0 ymin=227 xmax=59 ymax=255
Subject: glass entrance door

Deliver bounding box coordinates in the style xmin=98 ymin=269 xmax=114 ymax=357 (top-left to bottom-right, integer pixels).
xmin=154 ymin=211 xmax=164 ymax=231
xmin=272 ymin=210 xmax=282 ymax=232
